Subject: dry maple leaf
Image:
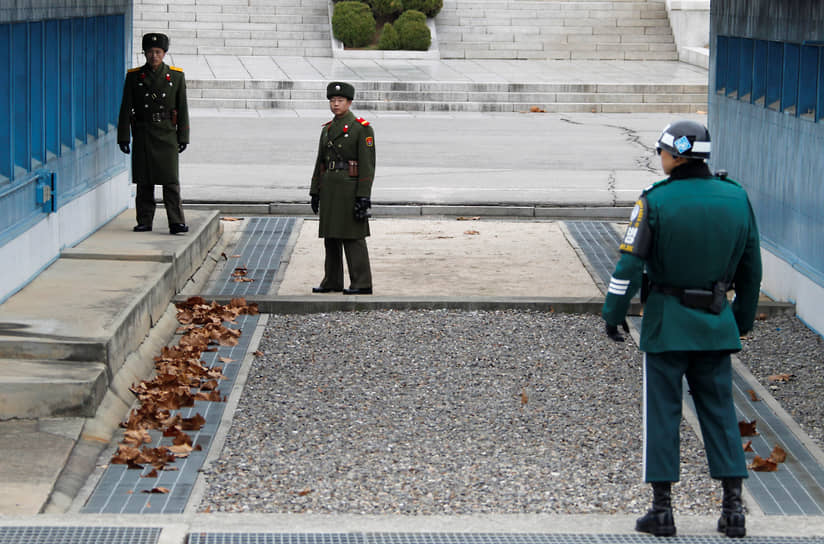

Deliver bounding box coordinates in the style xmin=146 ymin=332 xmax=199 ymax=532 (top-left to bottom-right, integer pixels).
xmin=142 ymin=487 xmax=171 ymax=494
xmin=738 ymin=420 xmax=758 ymax=436
xmin=221 ymin=216 xmax=242 ymax=222
xmin=456 ymin=216 xmax=481 ymax=221
xmin=181 ymin=413 xmax=206 ymax=431
xmin=768 ymin=373 xmax=794 ymax=383
xmin=219 ymin=356 xmax=235 ymax=364
xmin=142 ymin=468 xmax=159 ymax=478
xmin=464 ymin=230 xmax=480 ymax=235
xmin=297 ymin=488 xmax=313 ymax=496
xmin=520 ymin=389 xmax=528 ymax=405
xmin=254 ymin=350 xmax=264 ymax=357
xmin=747 ymin=389 xmax=760 ymax=402
xmin=769 ymin=445 xmax=787 ymax=464
xmin=743 ymin=440 xmax=753 ymax=452
xmin=749 ymin=455 xmax=778 ymax=472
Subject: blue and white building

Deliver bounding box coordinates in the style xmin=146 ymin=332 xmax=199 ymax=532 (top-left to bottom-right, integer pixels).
xmin=0 ymin=1 xmax=132 ymax=303
xmin=709 ymin=0 xmax=824 ymax=334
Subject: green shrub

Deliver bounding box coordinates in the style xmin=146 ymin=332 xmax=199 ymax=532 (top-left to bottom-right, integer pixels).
xmin=402 ymin=0 xmax=442 ymax=17
xmin=369 ymin=0 xmax=403 ymax=18
xmin=377 ymin=22 xmax=401 ymax=50
xmin=395 ymin=10 xmax=430 ymax=50
xmin=332 ymin=1 xmax=377 ymax=48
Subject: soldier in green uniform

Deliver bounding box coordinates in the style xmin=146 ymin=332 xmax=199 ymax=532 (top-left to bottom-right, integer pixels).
xmin=118 ymin=32 xmax=190 ymax=234
xmin=309 ymin=82 xmax=376 ymax=295
xmin=602 ymin=120 xmax=762 ymax=538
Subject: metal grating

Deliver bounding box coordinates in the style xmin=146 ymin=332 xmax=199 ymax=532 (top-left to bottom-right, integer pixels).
xmin=566 ymin=220 xmax=824 ymax=516
xmin=203 ymin=217 xmax=296 ymax=296
xmin=186 ymin=533 xmax=824 ymax=544
xmin=82 ymin=314 xmax=259 ymax=514
xmin=0 ymin=527 xmax=160 ymax=544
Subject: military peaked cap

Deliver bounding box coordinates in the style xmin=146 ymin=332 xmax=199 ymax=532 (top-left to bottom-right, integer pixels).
xmin=142 ymin=32 xmax=169 ymax=52
xmin=327 ymin=81 xmax=355 ymax=100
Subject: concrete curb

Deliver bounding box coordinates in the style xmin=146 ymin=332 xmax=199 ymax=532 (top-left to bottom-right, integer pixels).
xmin=171 ymin=295 xmax=795 ymax=318
xmin=185 ymin=202 xmax=636 ymax=220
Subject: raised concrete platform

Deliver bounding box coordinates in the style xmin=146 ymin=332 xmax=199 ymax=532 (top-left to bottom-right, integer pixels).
xmin=0 ymin=209 xmax=221 ymax=419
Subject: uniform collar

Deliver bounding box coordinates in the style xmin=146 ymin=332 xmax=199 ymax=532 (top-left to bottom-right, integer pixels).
xmin=668 ymin=161 xmax=712 ymax=181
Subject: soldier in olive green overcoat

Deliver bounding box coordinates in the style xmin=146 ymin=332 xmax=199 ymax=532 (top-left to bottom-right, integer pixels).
xmin=118 ymin=32 xmax=190 ymax=234
xmin=309 ymin=82 xmax=376 ymax=295
xmin=603 ymin=120 xmax=761 ymax=539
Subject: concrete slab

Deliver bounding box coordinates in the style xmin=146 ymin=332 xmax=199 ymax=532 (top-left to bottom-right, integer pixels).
xmin=0 ymin=359 xmax=108 ymax=419
xmin=277 ymin=219 xmax=602 ymax=297
xmin=62 ymin=209 xmax=222 ymax=292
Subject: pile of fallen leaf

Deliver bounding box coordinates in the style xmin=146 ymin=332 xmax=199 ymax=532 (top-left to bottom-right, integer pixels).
xmin=110 ymin=296 xmax=259 ymax=486
xmin=739 ymin=418 xmax=788 ymax=472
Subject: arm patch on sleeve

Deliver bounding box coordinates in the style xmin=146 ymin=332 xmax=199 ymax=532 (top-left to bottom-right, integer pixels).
xmin=619 ymin=197 xmax=652 ymax=258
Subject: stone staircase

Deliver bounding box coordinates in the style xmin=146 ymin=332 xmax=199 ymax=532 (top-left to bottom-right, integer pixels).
xmin=132 ymin=0 xmax=332 ymax=57
xmin=436 ymin=0 xmax=678 ymax=60
xmin=188 ymin=79 xmax=706 ymax=113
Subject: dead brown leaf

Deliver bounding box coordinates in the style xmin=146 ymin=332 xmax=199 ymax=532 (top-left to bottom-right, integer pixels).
xmin=743 ymin=440 xmax=753 ymax=452
xmin=456 ymin=216 xmax=481 ymax=221
xmin=739 ymin=420 xmax=758 ymax=436
xmin=464 ymin=230 xmax=480 ymax=235
xmin=221 ymin=216 xmax=243 ymax=221
xmin=142 ymin=487 xmax=170 ymax=494
xmin=768 ymin=373 xmax=794 ymax=383
xmin=749 ymin=455 xmax=778 ymax=472
xmin=769 ymin=445 xmax=787 ymax=464
xmin=747 ymin=389 xmax=760 ymax=402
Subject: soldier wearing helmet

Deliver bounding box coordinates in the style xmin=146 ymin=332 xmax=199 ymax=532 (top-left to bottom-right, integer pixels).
xmin=602 ymin=120 xmax=762 ymax=538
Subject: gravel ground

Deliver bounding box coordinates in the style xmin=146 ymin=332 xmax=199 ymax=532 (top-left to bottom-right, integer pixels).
xmin=200 ymin=310 xmax=730 ymax=515
xmin=738 ymin=313 xmax=824 ymax=449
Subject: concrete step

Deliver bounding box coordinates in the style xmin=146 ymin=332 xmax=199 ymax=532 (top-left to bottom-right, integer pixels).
xmin=187 ymin=79 xmax=707 ymax=112
xmin=0 ymin=359 xmax=107 ymax=418
xmin=0 ymin=209 xmax=221 ymax=419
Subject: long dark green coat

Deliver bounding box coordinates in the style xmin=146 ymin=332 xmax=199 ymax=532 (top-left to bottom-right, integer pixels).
xmin=602 ymin=162 xmax=762 ymax=353
xmin=310 ymin=111 xmax=376 ymax=239
xmin=117 ymin=62 xmax=189 ymax=186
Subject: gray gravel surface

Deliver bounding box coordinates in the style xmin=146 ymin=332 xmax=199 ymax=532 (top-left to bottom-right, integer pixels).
xmin=200 ymin=310 xmax=727 ymax=514
xmin=738 ymin=314 xmax=824 ymax=449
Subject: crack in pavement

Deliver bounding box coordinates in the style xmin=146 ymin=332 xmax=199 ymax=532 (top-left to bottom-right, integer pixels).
xmin=604 ymin=123 xmax=658 ymax=174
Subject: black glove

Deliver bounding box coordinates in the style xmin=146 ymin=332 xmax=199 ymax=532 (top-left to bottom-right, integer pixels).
xmin=310 ymin=194 xmax=320 ymax=214
xmin=119 ymin=143 xmax=130 ymax=154
xmin=353 ymin=196 xmax=371 ymax=220
xmin=605 ymin=319 xmax=630 ymax=342
xmin=178 ymin=143 xmax=187 ymax=153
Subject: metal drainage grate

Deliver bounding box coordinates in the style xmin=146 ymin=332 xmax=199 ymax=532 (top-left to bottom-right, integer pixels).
xmin=0 ymin=527 xmax=160 ymax=544
xmin=204 ymin=216 xmax=296 ymax=296
xmin=564 ymin=220 xmax=623 ymax=287
xmin=186 ymin=534 xmax=824 ymax=544
xmin=82 ymin=314 xmax=260 ymax=514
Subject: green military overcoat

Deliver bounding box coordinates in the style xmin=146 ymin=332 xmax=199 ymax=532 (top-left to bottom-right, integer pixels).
xmin=602 ymin=162 xmax=762 ymax=353
xmin=310 ymin=111 xmax=375 ymax=239
xmin=117 ymin=62 xmax=189 ymax=186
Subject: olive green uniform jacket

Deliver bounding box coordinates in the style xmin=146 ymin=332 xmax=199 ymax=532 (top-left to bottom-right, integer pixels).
xmin=602 ymin=162 xmax=762 ymax=353
xmin=310 ymin=111 xmax=376 ymax=239
xmin=117 ymin=62 xmax=189 ymax=186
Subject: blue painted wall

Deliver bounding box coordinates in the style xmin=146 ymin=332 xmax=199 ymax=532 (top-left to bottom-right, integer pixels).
xmin=0 ymin=13 xmax=128 ymax=247
xmin=709 ymin=0 xmax=824 ymax=287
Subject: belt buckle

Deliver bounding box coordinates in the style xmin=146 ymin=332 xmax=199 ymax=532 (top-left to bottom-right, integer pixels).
xmin=328 ymin=160 xmax=336 ymax=170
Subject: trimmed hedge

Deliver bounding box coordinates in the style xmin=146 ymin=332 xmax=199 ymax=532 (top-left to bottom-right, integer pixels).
xmin=332 ymin=1 xmax=377 ymax=48
xmin=402 ymin=0 xmax=442 ymax=17
xmin=377 ymin=22 xmax=401 ymax=50
xmin=369 ymin=0 xmax=403 ymax=19
xmin=394 ymin=10 xmax=430 ymax=50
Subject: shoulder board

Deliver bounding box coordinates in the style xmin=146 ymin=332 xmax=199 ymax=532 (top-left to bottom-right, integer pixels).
xmin=127 ymin=67 xmax=141 ymax=73
xmin=641 ymin=178 xmax=671 ymax=196
xmin=356 ymin=117 xmax=370 ymax=126
xmin=169 ymin=66 xmax=184 ymax=72
xmin=714 ymin=173 xmax=742 ymax=188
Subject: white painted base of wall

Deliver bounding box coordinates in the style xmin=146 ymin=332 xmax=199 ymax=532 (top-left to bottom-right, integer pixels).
xmin=0 ymin=171 xmax=131 ymax=303
xmin=761 ymin=247 xmax=824 ymax=336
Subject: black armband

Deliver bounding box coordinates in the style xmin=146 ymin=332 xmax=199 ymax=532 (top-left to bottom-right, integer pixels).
xmin=619 ymin=197 xmax=652 ymax=258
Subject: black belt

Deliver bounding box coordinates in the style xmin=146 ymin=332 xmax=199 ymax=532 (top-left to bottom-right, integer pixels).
xmin=651 ymin=283 xmax=725 ymax=314
xmin=135 ymin=111 xmax=173 ymax=123
xmin=327 ymin=160 xmax=350 ymax=170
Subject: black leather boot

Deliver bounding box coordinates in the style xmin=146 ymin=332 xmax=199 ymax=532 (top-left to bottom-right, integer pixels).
xmin=717 ymin=478 xmax=746 ymax=538
xmin=636 ymin=482 xmax=676 ymax=537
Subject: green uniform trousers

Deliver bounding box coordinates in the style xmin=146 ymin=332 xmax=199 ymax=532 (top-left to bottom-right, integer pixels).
xmin=320 ymin=238 xmax=372 ymax=290
xmin=135 ymin=184 xmax=186 ymax=227
xmin=643 ymin=350 xmax=747 ymax=482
